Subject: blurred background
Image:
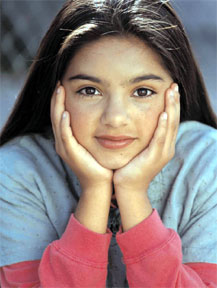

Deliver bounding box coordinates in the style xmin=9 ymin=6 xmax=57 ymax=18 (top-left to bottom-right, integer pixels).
xmin=1 ymin=0 xmax=217 ymax=130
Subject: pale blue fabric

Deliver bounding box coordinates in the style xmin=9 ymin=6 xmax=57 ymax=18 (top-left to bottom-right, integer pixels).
xmin=0 ymin=121 xmax=217 ymax=270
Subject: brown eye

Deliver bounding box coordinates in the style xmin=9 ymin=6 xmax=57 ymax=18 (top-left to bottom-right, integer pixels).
xmin=77 ymin=87 xmax=101 ymax=96
xmin=134 ymin=88 xmax=155 ymax=98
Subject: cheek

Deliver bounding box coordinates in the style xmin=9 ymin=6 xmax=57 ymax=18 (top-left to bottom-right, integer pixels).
xmin=66 ymin=100 xmax=96 ymax=144
xmin=70 ymin=111 xmax=87 ymax=142
xmin=65 ymin=97 xmax=83 ymax=133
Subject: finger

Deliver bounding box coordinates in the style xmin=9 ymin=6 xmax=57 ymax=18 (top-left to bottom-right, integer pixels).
xmin=61 ymin=111 xmax=73 ymax=143
xmin=173 ymin=84 xmax=180 ymax=134
xmin=50 ymin=84 xmax=58 ymax=138
xmin=60 ymin=110 xmax=80 ymax=159
xmin=171 ymin=83 xmax=180 ymax=142
xmin=164 ymin=84 xmax=180 ymax=150
xmin=50 ymin=82 xmax=61 ymax=127
xmin=60 ymin=110 xmax=95 ymax=170
xmin=52 ymin=86 xmax=66 ymax=144
xmin=148 ymin=111 xmax=168 ymax=153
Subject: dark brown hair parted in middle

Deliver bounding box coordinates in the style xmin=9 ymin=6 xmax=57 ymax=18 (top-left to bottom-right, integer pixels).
xmin=1 ymin=0 xmax=216 ymax=146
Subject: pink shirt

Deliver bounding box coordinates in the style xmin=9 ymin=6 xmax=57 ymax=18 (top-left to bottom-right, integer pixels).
xmin=1 ymin=210 xmax=217 ymax=287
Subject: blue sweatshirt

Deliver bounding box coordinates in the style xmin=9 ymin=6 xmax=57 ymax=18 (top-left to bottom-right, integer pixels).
xmin=0 ymin=121 xmax=217 ymax=284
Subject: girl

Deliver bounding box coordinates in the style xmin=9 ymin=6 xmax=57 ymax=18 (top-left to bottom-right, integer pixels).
xmin=0 ymin=0 xmax=217 ymax=287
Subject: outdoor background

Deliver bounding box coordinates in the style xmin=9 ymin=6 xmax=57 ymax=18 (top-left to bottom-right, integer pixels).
xmin=1 ymin=0 xmax=217 ymax=130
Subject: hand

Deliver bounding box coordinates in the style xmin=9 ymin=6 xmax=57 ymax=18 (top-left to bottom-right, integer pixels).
xmin=50 ymin=85 xmax=113 ymax=191
xmin=113 ymin=83 xmax=180 ymax=194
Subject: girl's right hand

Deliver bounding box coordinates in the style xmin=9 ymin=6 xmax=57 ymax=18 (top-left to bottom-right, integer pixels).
xmin=50 ymin=85 xmax=113 ymax=191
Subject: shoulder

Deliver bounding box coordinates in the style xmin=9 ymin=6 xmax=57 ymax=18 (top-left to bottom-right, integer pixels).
xmin=177 ymin=120 xmax=217 ymax=150
xmin=0 ymin=132 xmax=56 ymax=174
xmin=173 ymin=122 xmax=217 ymax=263
xmin=0 ymin=131 xmax=55 ymax=159
xmin=0 ymin=132 xmax=63 ymax=190
xmin=161 ymin=121 xmax=217 ymax=213
xmin=172 ymin=121 xmax=217 ymax=212
xmin=0 ymin=134 xmax=63 ymax=266
xmin=175 ymin=121 xmax=217 ymax=168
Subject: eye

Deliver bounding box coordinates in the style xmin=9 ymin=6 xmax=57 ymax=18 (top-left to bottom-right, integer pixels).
xmin=77 ymin=87 xmax=101 ymax=96
xmin=133 ymin=88 xmax=156 ymax=98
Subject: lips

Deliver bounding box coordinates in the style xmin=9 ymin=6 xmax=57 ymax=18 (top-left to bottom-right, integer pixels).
xmin=96 ymin=135 xmax=135 ymax=149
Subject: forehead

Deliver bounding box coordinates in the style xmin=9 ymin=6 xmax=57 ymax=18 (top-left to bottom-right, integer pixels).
xmin=65 ymin=35 xmax=171 ymax=81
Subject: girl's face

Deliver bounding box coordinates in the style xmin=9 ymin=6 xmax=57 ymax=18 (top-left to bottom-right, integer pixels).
xmin=62 ymin=35 xmax=173 ymax=169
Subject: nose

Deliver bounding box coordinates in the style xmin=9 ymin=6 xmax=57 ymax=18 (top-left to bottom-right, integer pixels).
xmin=100 ymin=96 xmax=130 ymax=128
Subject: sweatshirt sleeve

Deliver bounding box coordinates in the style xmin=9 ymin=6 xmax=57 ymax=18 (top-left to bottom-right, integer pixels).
xmin=0 ymin=214 xmax=112 ymax=288
xmin=116 ymin=209 xmax=217 ymax=287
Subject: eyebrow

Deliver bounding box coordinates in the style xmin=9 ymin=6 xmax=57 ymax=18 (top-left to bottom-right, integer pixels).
xmin=129 ymin=74 xmax=164 ymax=83
xmin=68 ymin=74 xmax=164 ymax=83
xmin=68 ymin=74 xmax=101 ymax=83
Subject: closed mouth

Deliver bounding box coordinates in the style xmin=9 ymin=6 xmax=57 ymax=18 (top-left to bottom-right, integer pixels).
xmin=96 ymin=136 xmax=135 ymax=149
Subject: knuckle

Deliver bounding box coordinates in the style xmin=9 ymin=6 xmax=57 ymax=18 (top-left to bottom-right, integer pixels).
xmin=61 ymin=133 xmax=68 ymax=143
xmin=170 ymin=121 xmax=177 ymax=131
xmin=53 ymin=118 xmax=59 ymax=129
xmin=156 ymin=136 xmax=165 ymax=146
xmin=61 ymin=130 xmax=69 ymax=144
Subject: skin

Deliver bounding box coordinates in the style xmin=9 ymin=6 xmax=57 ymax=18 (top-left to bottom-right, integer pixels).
xmin=51 ymin=35 xmax=180 ymax=233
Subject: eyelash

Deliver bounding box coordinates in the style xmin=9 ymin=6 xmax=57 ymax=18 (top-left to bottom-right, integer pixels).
xmin=76 ymin=87 xmax=101 ymax=97
xmin=76 ymin=86 xmax=156 ymax=98
xmin=133 ymin=88 xmax=156 ymax=98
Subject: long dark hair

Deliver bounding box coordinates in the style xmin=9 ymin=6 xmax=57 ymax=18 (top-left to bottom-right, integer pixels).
xmin=1 ymin=0 xmax=216 ymax=146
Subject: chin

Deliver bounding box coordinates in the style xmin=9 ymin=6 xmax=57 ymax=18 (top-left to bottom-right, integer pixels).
xmin=98 ymin=158 xmax=130 ymax=170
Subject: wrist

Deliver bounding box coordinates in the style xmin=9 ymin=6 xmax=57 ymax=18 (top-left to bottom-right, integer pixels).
xmin=80 ymin=179 xmax=112 ymax=192
xmin=115 ymin=183 xmax=149 ymax=197
xmin=75 ymin=184 xmax=112 ymax=234
xmin=115 ymin=190 xmax=152 ymax=232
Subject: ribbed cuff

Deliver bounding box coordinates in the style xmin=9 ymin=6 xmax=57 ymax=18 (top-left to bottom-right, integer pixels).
xmin=116 ymin=209 xmax=172 ymax=261
xmin=57 ymin=214 xmax=112 ymax=265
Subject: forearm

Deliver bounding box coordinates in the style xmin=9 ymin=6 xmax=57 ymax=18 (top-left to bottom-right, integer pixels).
xmin=75 ymin=184 xmax=112 ymax=233
xmin=116 ymin=210 xmax=217 ymax=287
xmin=0 ymin=214 xmax=112 ymax=288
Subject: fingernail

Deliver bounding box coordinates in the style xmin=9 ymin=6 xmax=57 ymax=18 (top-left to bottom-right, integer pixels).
xmin=170 ymin=90 xmax=174 ymax=99
xmin=57 ymin=86 xmax=61 ymax=94
xmin=174 ymin=84 xmax=179 ymax=93
xmin=161 ymin=112 xmax=168 ymax=120
xmin=62 ymin=111 xmax=67 ymax=119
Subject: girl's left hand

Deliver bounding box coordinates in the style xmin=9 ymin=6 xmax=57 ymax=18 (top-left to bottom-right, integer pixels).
xmin=113 ymin=83 xmax=180 ymax=195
